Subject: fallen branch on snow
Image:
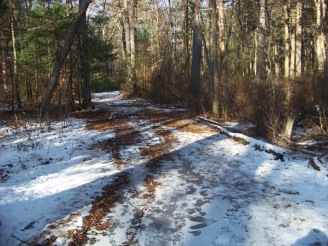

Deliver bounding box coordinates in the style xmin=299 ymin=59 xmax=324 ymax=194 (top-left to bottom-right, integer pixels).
xmin=199 ymin=117 xmax=285 ymax=161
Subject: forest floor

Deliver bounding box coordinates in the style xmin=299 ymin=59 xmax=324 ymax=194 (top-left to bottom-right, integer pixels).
xmin=0 ymin=92 xmax=328 ymax=246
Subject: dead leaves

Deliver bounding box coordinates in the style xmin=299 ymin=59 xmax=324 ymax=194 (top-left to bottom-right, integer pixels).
xmin=67 ymin=172 xmax=129 ymax=245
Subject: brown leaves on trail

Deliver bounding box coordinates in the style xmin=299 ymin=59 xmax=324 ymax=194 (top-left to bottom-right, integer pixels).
xmin=139 ymin=109 xmax=216 ymax=134
xmin=94 ymin=125 xmax=140 ymax=168
xmin=69 ymin=172 xmax=129 ymax=246
xmin=142 ymin=176 xmax=161 ymax=199
xmin=85 ymin=112 xmax=141 ymax=168
xmin=48 ymin=107 xmax=212 ymax=244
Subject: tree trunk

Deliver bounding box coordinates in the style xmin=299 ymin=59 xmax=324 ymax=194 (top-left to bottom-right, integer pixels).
xmin=67 ymin=55 xmax=75 ymax=111
xmin=325 ymin=28 xmax=328 ymax=102
xmin=123 ymin=0 xmax=131 ymax=85
xmin=218 ymin=0 xmax=225 ymax=53
xmin=284 ymin=2 xmax=290 ymax=78
xmin=183 ymin=0 xmax=190 ymax=80
xmin=118 ymin=0 xmax=127 ymax=60
xmin=295 ymin=2 xmax=302 ymax=77
xmin=283 ymin=115 xmax=295 ymax=140
xmin=315 ymin=0 xmax=326 ymax=71
xmin=0 ymin=30 xmax=6 ymax=96
xmin=9 ymin=0 xmax=21 ymax=110
xmin=211 ymin=0 xmax=219 ymax=116
xmin=274 ymin=45 xmax=280 ymax=76
xmin=25 ymin=77 xmax=33 ymax=100
xmin=168 ymin=0 xmax=176 ymax=58
xmin=206 ymin=0 xmax=212 ymax=56
xmin=40 ymin=0 xmax=92 ymax=118
xmin=190 ymin=0 xmax=202 ymax=95
xmin=79 ymin=0 xmax=92 ymax=109
xmin=257 ymin=0 xmax=266 ymax=81
xmin=130 ymin=0 xmax=137 ymax=94
xmin=11 ymin=18 xmax=22 ymax=109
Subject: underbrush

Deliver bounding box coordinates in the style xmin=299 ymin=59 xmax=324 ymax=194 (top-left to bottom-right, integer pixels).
xmin=139 ymin=67 xmax=328 ymax=148
xmin=227 ymin=76 xmax=327 ymax=147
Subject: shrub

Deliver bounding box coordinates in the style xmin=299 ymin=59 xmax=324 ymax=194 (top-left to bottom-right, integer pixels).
xmin=91 ymin=75 xmax=121 ymax=93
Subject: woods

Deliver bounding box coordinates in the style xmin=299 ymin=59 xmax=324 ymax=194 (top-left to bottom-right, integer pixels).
xmin=0 ymin=0 xmax=327 ymax=142
xmin=1 ymin=2 xmax=328 ymax=244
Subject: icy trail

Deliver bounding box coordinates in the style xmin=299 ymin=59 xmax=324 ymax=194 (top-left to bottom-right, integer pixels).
xmin=0 ymin=92 xmax=327 ymax=246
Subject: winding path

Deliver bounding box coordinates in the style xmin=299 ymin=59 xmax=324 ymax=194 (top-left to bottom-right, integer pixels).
xmin=41 ymin=92 xmax=328 ymax=245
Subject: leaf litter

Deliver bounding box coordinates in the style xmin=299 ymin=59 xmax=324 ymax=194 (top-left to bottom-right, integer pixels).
xmin=0 ymin=91 xmax=328 ymax=245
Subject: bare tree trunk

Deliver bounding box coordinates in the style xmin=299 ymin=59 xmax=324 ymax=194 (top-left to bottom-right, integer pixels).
xmin=218 ymin=0 xmax=228 ymax=117
xmin=119 ymin=7 xmax=127 ymax=60
xmin=283 ymin=115 xmax=295 ymax=140
xmin=315 ymin=0 xmax=326 ymax=71
xmin=123 ymin=0 xmax=131 ymax=83
xmin=201 ymin=33 xmax=213 ymax=95
xmin=274 ymin=45 xmax=280 ymax=76
xmin=0 ymin=30 xmax=6 ymax=96
xmin=290 ymin=38 xmax=296 ymax=77
xmin=257 ymin=0 xmax=266 ymax=81
xmin=254 ymin=32 xmax=258 ymax=76
xmin=9 ymin=0 xmax=21 ymax=110
xmin=10 ymin=11 xmax=21 ymax=110
xmin=122 ymin=0 xmax=130 ymax=57
xmin=218 ymin=0 xmax=225 ymax=53
xmin=79 ymin=0 xmax=92 ymax=108
xmin=284 ymin=2 xmax=290 ymax=78
xmin=211 ymin=0 xmax=219 ymax=116
xmin=190 ymin=0 xmax=202 ymax=95
xmin=295 ymin=1 xmax=302 ymax=77
xmin=168 ymin=0 xmax=176 ymax=58
xmin=130 ymin=0 xmax=137 ymax=94
xmin=183 ymin=0 xmax=190 ymax=80
xmin=325 ymin=28 xmax=328 ymax=102
xmin=40 ymin=0 xmax=92 ymax=118
xmin=67 ymin=55 xmax=75 ymax=111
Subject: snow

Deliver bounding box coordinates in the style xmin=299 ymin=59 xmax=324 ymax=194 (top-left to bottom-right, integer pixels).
xmin=1 ymin=91 xmax=328 ymax=246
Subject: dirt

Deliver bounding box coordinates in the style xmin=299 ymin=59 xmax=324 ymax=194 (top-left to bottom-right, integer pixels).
xmin=43 ymin=104 xmax=217 ymax=245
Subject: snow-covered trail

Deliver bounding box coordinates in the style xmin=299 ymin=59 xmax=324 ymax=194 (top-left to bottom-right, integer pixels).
xmin=0 ymin=91 xmax=328 ymax=246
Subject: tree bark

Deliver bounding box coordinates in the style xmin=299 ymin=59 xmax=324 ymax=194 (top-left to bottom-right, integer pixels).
xmin=257 ymin=0 xmax=266 ymax=81
xmin=130 ymin=0 xmax=137 ymax=94
xmin=290 ymin=20 xmax=296 ymax=78
xmin=284 ymin=2 xmax=290 ymax=78
xmin=40 ymin=0 xmax=92 ymax=118
xmin=315 ymin=0 xmax=326 ymax=71
xmin=218 ymin=0 xmax=225 ymax=53
xmin=0 ymin=30 xmax=6 ymax=95
xmin=295 ymin=2 xmax=302 ymax=77
xmin=118 ymin=0 xmax=127 ymax=60
xmin=190 ymin=0 xmax=202 ymax=95
xmin=183 ymin=0 xmax=190 ymax=80
xmin=211 ymin=0 xmax=219 ymax=116
xmin=9 ymin=0 xmax=21 ymax=110
xmin=283 ymin=115 xmax=295 ymax=140
xmin=168 ymin=0 xmax=176 ymax=58
xmin=79 ymin=0 xmax=92 ymax=109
